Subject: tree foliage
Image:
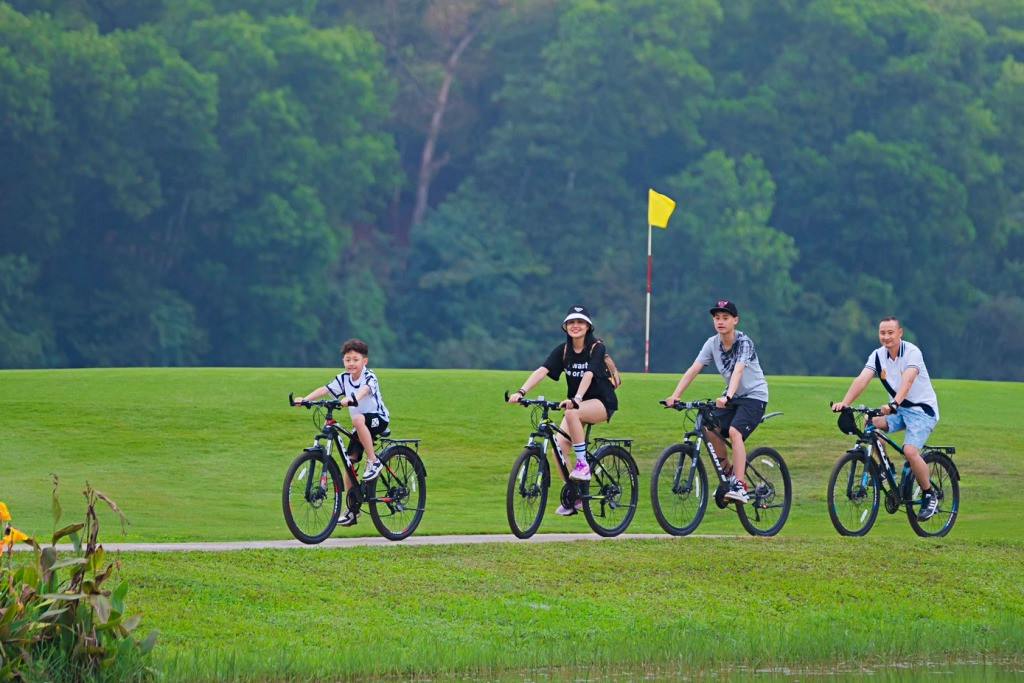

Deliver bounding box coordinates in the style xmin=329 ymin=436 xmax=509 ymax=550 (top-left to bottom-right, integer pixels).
xmin=1 ymin=0 xmax=1022 ymax=379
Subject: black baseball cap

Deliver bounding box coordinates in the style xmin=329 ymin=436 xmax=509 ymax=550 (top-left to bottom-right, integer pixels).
xmin=562 ymin=305 xmax=593 ymax=331
xmin=709 ymin=300 xmax=738 ymax=317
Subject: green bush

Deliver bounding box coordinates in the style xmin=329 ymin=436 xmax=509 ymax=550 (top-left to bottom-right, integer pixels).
xmin=0 ymin=479 xmax=156 ymax=681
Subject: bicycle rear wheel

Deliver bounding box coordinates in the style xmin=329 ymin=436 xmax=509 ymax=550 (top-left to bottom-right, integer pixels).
xmin=282 ymin=450 xmax=343 ymax=544
xmin=827 ymin=449 xmax=880 ymax=536
xmin=583 ymin=445 xmax=638 ymax=537
xmin=650 ymin=442 xmax=708 ymax=536
xmin=906 ymin=451 xmax=959 ymax=537
xmin=737 ymin=446 xmax=791 ymax=537
xmin=369 ymin=445 xmax=427 ymax=541
xmin=507 ymin=447 xmax=548 ymax=539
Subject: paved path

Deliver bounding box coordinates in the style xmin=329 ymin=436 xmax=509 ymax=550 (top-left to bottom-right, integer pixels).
xmin=17 ymin=533 xmax=736 ymax=553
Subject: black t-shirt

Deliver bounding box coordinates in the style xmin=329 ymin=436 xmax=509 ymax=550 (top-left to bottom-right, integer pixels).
xmin=542 ymin=341 xmax=618 ymax=412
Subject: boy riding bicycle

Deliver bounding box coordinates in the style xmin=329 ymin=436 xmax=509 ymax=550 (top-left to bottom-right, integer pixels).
xmin=293 ymin=338 xmax=390 ymax=526
xmin=663 ymin=300 xmax=769 ymax=504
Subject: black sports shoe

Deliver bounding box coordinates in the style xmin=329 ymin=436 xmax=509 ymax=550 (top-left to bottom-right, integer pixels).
xmin=917 ymin=489 xmax=938 ymax=521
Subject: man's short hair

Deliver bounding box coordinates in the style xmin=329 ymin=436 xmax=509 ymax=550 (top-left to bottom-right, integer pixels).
xmin=341 ymin=338 xmax=369 ymax=356
xmin=879 ymin=316 xmax=901 ymax=327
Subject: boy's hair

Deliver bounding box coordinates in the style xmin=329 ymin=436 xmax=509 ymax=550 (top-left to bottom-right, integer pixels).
xmin=340 ymin=338 xmax=369 ymax=357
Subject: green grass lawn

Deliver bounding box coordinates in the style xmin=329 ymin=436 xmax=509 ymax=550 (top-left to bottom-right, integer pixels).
xmin=1 ymin=367 xmax=1021 ymax=541
xmin=2 ymin=368 xmax=1022 ymax=679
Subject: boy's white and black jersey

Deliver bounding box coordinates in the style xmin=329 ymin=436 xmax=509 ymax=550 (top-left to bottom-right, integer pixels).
xmin=325 ymin=368 xmax=390 ymax=422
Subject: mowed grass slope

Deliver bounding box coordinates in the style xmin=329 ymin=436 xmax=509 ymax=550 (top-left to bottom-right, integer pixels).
xmin=1 ymin=367 xmax=1020 ymax=541
xmin=2 ymin=368 xmax=1023 ymax=678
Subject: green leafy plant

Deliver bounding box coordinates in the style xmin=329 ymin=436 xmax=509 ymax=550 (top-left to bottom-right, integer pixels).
xmin=0 ymin=477 xmax=156 ymax=681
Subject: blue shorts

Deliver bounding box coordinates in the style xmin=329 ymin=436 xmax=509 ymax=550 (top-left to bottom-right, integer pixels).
xmin=884 ymin=408 xmax=937 ymax=450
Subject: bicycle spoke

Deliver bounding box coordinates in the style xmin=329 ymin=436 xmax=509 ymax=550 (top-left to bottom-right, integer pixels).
xmin=583 ymin=446 xmax=638 ymax=537
xmin=282 ymin=452 xmax=342 ymax=544
xmin=737 ymin=447 xmax=791 ymax=537
xmin=369 ymin=446 xmax=427 ymax=540
xmin=507 ymin=448 xmax=547 ymax=539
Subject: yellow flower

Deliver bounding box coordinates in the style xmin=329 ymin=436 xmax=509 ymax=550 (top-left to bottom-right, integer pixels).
xmin=1 ymin=525 xmax=29 ymax=547
xmin=0 ymin=502 xmax=10 ymax=521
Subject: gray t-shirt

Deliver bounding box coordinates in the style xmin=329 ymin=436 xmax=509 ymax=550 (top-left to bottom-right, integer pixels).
xmin=695 ymin=331 xmax=769 ymax=402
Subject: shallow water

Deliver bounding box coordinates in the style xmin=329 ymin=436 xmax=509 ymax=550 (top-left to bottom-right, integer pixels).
xmin=421 ymin=659 xmax=1024 ymax=682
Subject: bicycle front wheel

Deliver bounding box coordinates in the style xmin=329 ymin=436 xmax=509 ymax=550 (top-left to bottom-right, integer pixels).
xmin=650 ymin=442 xmax=708 ymax=536
xmin=737 ymin=446 xmax=791 ymax=537
xmin=827 ymin=449 xmax=880 ymax=536
xmin=282 ymin=450 xmax=343 ymax=544
xmin=906 ymin=451 xmax=959 ymax=538
xmin=507 ymin=447 xmax=548 ymax=539
xmin=369 ymin=445 xmax=427 ymax=541
xmin=583 ymin=445 xmax=638 ymax=537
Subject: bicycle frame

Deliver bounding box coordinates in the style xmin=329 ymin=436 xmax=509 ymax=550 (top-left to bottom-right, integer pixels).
xmin=671 ymin=406 xmax=730 ymax=493
xmin=517 ymin=399 xmax=632 ymax=504
xmin=840 ymin=425 xmax=919 ymax=511
xmin=667 ymin=401 xmax=783 ymax=505
xmin=304 ymin=404 xmax=416 ymax=512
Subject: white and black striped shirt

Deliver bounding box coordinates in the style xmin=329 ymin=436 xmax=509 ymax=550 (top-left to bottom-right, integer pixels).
xmin=325 ymin=368 xmax=390 ymax=421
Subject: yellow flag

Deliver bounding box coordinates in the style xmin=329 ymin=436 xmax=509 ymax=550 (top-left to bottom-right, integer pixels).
xmin=648 ymin=188 xmax=676 ymax=228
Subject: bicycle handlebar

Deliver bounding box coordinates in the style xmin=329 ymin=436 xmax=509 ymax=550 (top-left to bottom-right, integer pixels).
xmin=830 ymin=402 xmax=883 ymax=418
xmin=659 ymin=398 xmax=719 ymax=411
xmin=504 ymin=391 xmax=564 ymax=411
xmin=289 ymin=392 xmax=358 ymax=409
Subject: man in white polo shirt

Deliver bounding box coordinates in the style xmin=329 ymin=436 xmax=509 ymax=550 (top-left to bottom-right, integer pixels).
xmin=832 ymin=317 xmax=940 ymax=521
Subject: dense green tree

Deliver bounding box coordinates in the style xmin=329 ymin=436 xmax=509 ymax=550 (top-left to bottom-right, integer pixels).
xmin=2 ymin=0 xmax=1023 ymax=378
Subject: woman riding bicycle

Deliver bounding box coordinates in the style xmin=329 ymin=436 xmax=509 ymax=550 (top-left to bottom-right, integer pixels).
xmin=507 ymin=305 xmax=618 ymax=515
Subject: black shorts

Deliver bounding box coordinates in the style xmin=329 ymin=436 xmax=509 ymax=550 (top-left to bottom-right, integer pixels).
xmin=711 ymin=398 xmax=766 ymax=442
xmin=347 ymin=413 xmax=389 ymax=462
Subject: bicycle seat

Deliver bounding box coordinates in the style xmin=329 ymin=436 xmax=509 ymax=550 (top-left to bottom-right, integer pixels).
xmin=378 ymin=428 xmax=392 ymax=439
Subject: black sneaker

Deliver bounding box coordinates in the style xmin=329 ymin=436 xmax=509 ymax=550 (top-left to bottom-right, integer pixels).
xmin=338 ymin=508 xmax=359 ymax=526
xmin=917 ymin=489 xmax=938 ymax=521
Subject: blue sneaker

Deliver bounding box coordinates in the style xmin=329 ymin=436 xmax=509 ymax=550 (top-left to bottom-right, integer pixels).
xmin=917 ymin=489 xmax=938 ymax=521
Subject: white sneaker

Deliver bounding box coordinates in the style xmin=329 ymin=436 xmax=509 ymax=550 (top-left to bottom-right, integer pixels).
xmin=362 ymin=459 xmax=383 ymax=481
xmin=555 ymin=500 xmax=583 ymax=516
xmin=724 ymin=480 xmax=749 ymax=504
xmin=338 ymin=508 xmax=359 ymax=526
xmin=568 ymin=460 xmax=591 ymax=481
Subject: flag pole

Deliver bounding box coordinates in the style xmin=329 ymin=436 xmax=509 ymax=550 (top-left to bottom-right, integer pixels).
xmin=644 ymin=222 xmax=652 ymax=373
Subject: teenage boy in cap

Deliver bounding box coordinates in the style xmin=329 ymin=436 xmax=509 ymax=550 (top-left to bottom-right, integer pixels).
xmin=663 ymin=300 xmax=769 ymax=503
xmin=509 ymin=305 xmax=618 ymax=515
xmin=831 ymin=316 xmax=940 ymax=521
